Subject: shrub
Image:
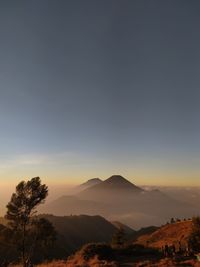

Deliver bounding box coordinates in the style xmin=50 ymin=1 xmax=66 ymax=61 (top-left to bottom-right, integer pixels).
xmin=77 ymin=243 xmax=113 ymax=261
xmin=188 ymin=216 xmax=200 ymax=253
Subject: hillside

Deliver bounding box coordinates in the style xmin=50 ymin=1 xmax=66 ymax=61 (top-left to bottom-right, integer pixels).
xmin=111 ymin=221 xmax=136 ymax=235
xmin=41 ymin=175 xmax=198 ymax=229
xmin=0 ymin=214 xmax=119 ymax=260
xmin=136 ymin=220 xmax=192 ymax=249
xmin=40 ymin=214 xmax=117 ymax=253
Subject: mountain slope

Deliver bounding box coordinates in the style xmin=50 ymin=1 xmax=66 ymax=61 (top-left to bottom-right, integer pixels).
xmin=136 ymin=220 xmax=192 ymax=249
xmin=78 ymin=175 xmax=143 ymax=201
xmin=95 ymin=175 xmax=143 ymax=191
xmin=40 ymin=195 xmax=108 ymax=216
xmin=77 ymin=178 xmax=102 ymax=191
xmin=40 ymin=214 xmax=117 ymax=253
xmin=111 ymin=221 xmax=136 ymax=235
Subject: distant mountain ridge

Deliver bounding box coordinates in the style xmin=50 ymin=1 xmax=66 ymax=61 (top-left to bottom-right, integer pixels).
xmin=111 ymin=221 xmax=136 ymax=235
xmin=78 ymin=175 xmax=143 ymax=200
xmin=77 ymin=178 xmax=102 ymax=191
xmin=41 ymin=175 xmax=198 ymax=228
xmin=91 ymin=175 xmax=143 ymax=191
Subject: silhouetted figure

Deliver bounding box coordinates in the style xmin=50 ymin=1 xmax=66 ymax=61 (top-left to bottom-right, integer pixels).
xmin=171 ymin=244 xmax=176 ymax=256
xmin=164 ymin=244 xmax=169 ymax=257
xmin=187 ymin=241 xmax=192 ymax=256
xmin=185 ymin=245 xmax=190 ymax=256
xmin=161 ymin=246 xmax=165 ymax=255
xmin=178 ymin=241 xmax=182 ymax=254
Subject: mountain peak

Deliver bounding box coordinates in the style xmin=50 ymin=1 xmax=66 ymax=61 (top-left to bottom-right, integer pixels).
xmin=89 ymin=178 xmax=102 ymax=182
xmin=79 ymin=178 xmax=102 ymax=189
xmin=106 ymin=175 xmax=130 ymax=183
xmin=79 ymin=175 xmax=143 ymax=194
xmin=104 ymin=175 xmax=140 ymax=189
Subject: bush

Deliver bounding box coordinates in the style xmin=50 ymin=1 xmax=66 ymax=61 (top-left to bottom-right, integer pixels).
xmin=188 ymin=216 xmax=200 ymax=253
xmin=77 ymin=243 xmax=113 ymax=261
xmin=119 ymin=244 xmax=160 ymax=257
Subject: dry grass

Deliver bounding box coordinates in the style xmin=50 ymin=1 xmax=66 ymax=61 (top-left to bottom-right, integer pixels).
xmin=9 ymin=261 xmax=67 ymax=267
xmin=36 ymin=260 xmax=67 ymax=267
xmin=33 ymin=258 xmax=200 ymax=267
xmin=136 ymin=220 xmax=192 ymax=249
xmin=134 ymin=258 xmax=200 ymax=267
xmin=9 ymin=258 xmax=118 ymax=267
xmin=66 ymin=255 xmax=118 ymax=267
xmin=9 ymin=257 xmax=200 ymax=267
xmin=9 ymin=222 xmax=199 ymax=267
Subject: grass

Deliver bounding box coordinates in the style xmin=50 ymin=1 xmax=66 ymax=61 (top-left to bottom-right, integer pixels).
xmin=9 ymin=257 xmax=118 ymax=267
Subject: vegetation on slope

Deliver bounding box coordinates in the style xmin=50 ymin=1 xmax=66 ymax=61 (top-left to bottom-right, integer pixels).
xmin=136 ymin=220 xmax=192 ymax=249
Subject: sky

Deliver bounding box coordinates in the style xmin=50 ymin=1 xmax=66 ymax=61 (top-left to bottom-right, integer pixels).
xmin=0 ymin=0 xmax=200 ymax=187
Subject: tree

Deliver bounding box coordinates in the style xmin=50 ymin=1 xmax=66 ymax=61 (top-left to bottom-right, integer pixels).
xmin=111 ymin=227 xmax=125 ymax=248
xmin=170 ymin=218 xmax=175 ymax=224
xmin=5 ymin=177 xmax=49 ymax=267
xmin=188 ymin=216 xmax=200 ymax=253
xmin=28 ymin=217 xmax=57 ymax=262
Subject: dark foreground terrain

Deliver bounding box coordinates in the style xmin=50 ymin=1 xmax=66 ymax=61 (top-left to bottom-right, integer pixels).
xmin=8 ymin=220 xmax=200 ymax=267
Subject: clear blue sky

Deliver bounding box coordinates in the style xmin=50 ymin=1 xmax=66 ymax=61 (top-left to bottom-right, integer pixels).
xmin=0 ymin=0 xmax=200 ymax=186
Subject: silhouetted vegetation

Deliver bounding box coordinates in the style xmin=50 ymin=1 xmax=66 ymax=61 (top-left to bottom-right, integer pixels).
xmin=170 ymin=217 xmax=175 ymax=224
xmin=4 ymin=177 xmax=56 ymax=267
xmin=66 ymin=242 xmax=161 ymax=266
xmin=111 ymin=227 xmax=125 ymax=248
xmin=1 ymin=178 xmax=200 ymax=267
xmin=188 ymin=216 xmax=200 ymax=253
xmin=77 ymin=243 xmax=113 ymax=261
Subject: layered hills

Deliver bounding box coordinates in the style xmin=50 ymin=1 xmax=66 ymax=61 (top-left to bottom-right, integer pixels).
xmin=0 ymin=213 xmax=137 ymax=255
xmin=41 ymin=175 xmax=198 ymax=228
